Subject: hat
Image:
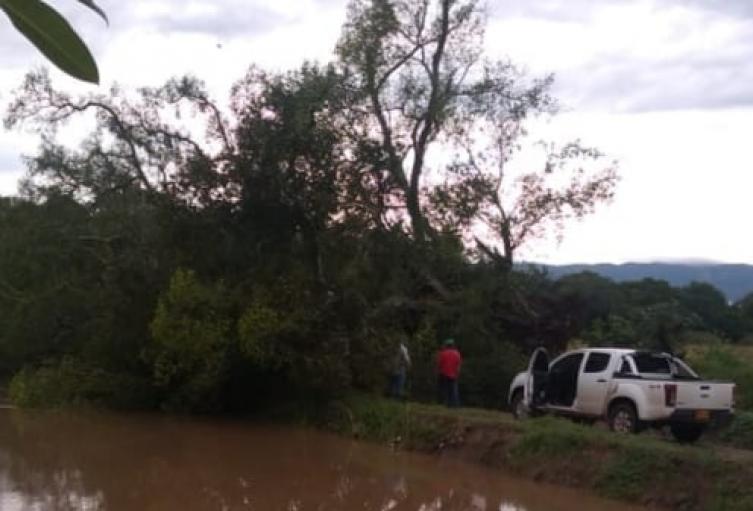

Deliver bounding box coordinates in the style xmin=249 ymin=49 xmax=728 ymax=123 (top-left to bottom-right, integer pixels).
xmin=443 ymin=338 xmax=455 ymax=347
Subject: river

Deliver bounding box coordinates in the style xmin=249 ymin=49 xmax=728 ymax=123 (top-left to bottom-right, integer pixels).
xmin=0 ymin=408 xmax=648 ymax=511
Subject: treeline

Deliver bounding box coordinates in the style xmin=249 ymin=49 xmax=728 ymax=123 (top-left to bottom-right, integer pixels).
xmin=1 ymin=193 xmax=752 ymax=409
xmin=2 ymin=183 xmax=751 ymax=412
xmin=5 ymin=0 xmax=746 ymax=414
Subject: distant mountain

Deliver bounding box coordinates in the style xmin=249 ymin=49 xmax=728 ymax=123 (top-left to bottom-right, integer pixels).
xmin=533 ymin=263 xmax=753 ymax=303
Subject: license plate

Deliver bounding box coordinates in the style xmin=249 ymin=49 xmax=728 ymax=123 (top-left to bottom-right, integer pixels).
xmin=695 ymin=410 xmax=710 ymax=422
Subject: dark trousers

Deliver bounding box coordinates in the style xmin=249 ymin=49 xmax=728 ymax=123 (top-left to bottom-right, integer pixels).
xmin=389 ymin=369 xmax=407 ymax=398
xmin=438 ymin=375 xmax=460 ymax=407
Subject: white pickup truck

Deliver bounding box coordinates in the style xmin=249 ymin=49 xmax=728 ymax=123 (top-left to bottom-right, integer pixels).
xmin=508 ymin=347 xmax=735 ymax=443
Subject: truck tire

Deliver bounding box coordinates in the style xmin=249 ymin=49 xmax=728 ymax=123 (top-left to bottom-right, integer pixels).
xmin=510 ymin=389 xmax=528 ymax=420
xmin=608 ymin=401 xmax=642 ymax=434
xmin=670 ymin=423 xmax=705 ymax=444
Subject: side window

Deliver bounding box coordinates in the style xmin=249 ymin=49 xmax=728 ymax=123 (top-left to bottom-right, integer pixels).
xmin=633 ymin=353 xmax=671 ymax=374
xmin=618 ymin=358 xmax=633 ymax=374
xmin=550 ymin=353 xmax=585 ymax=375
xmin=584 ymin=352 xmax=611 ymax=373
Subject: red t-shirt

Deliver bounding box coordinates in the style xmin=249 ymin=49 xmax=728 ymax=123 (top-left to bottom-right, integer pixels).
xmin=437 ymin=348 xmax=461 ymax=379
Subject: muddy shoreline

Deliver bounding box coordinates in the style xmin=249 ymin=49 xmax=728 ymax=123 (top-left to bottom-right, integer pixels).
xmin=290 ymin=396 xmax=753 ymax=511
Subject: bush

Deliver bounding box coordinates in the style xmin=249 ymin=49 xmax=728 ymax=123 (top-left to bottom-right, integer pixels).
xmin=460 ymin=342 xmax=526 ymax=409
xmin=149 ymin=269 xmax=233 ymax=412
xmin=9 ymin=357 xmax=154 ymax=409
xmin=718 ymin=411 xmax=753 ymax=450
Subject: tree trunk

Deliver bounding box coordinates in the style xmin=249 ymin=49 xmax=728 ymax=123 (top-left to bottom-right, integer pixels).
xmin=406 ymin=185 xmax=425 ymax=241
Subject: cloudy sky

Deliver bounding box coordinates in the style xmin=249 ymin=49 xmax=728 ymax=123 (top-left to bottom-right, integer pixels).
xmin=1 ymin=0 xmax=752 ymax=265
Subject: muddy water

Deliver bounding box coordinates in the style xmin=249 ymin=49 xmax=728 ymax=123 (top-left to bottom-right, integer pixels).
xmin=0 ymin=408 xmax=647 ymax=511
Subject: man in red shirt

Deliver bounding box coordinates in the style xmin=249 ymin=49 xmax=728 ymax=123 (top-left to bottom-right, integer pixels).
xmin=437 ymin=338 xmax=461 ymax=407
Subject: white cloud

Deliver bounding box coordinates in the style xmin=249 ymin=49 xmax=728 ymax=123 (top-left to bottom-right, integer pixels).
xmin=487 ymin=0 xmax=753 ymax=112
xmin=521 ymin=108 xmax=753 ymax=264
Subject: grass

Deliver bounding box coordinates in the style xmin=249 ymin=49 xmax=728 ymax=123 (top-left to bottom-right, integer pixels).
xmin=509 ymin=416 xmax=590 ymax=458
xmin=716 ymin=411 xmax=753 ymax=450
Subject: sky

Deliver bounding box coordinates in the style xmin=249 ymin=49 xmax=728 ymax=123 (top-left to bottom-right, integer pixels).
xmin=0 ymin=0 xmax=752 ymax=265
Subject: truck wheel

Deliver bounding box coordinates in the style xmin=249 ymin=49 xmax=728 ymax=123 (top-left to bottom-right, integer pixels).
xmin=608 ymin=402 xmax=641 ymax=434
xmin=511 ymin=389 xmax=528 ymax=420
xmin=670 ymin=423 xmax=705 ymax=444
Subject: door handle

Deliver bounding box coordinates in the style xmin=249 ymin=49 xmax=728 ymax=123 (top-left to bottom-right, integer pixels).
xmin=597 ymin=379 xmax=607 ymax=383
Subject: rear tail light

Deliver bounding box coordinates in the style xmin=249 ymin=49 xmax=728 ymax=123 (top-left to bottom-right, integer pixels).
xmin=665 ymin=384 xmax=677 ymax=407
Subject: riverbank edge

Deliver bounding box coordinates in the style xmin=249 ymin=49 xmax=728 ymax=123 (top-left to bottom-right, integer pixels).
xmin=271 ymin=395 xmax=753 ymax=511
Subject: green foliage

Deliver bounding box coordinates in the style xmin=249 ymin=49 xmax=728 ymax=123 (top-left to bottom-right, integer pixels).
xmin=584 ymin=315 xmax=637 ymax=347
xmin=238 ymin=304 xmax=284 ymax=367
xmin=0 ymin=0 xmax=105 ymax=83
xmin=149 ymin=269 xmax=233 ymax=411
xmin=718 ymin=411 xmax=753 ymax=450
xmin=461 ymin=341 xmax=526 ymax=409
xmin=596 ymin=446 xmax=674 ymax=500
xmin=9 ymin=357 xmax=153 ymax=409
xmin=510 ymin=417 xmax=590 ymax=458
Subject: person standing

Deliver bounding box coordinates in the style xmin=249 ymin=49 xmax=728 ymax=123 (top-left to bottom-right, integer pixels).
xmin=389 ymin=339 xmax=411 ymax=399
xmin=437 ymin=338 xmax=461 ymax=407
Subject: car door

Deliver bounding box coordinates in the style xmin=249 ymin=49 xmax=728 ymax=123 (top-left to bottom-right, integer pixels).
xmin=576 ymin=351 xmax=613 ymax=416
xmin=524 ymin=348 xmax=549 ymax=407
xmin=546 ymin=352 xmax=586 ymax=408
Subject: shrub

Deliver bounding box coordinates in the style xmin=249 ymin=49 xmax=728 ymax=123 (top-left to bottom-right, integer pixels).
xmin=149 ymin=269 xmax=234 ymax=412
xmin=9 ymin=357 xmax=153 ymax=409
xmin=460 ymin=341 xmax=527 ymax=409
xmin=718 ymin=411 xmax=753 ymax=450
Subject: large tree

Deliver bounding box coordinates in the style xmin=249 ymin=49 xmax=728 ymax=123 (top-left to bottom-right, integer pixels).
xmin=337 ymin=0 xmax=617 ymax=263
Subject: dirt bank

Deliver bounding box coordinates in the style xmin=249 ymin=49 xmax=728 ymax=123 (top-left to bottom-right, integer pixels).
xmin=283 ymin=396 xmax=753 ymax=511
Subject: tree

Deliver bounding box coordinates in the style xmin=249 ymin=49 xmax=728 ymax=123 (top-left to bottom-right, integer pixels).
xmin=678 ymin=282 xmax=742 ymax=339
xmin=337 ymin=0 xmax=497 ymax=240
xmin=337 ymin=0 xmax=617 ymax=262
xmin=551 ymin=271 xmax=617 ymax=338
xmin=229 ymin=64 xmax=362 ymax=285
xmin=4 ymin=69 xmax=234 ymax=206
xmin=469 ymin=141 xmax=617 ymax=268
xmin=1 ymin=0 xmax=106 ymax=83
xmin=735 ymin=292 xmax=753 ymax=341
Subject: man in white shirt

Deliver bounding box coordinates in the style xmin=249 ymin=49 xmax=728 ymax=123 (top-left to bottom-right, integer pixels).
xmin=389 ymin=340 xmax=411 ymax=399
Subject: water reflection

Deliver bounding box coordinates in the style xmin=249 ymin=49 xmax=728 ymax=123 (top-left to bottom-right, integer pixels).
xmin=0 ymin=409 xmax=644 ymax=511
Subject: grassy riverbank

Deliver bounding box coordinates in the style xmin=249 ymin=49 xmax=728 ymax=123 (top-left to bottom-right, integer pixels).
xmin=277 ymin=395 xmax=753 ymax=511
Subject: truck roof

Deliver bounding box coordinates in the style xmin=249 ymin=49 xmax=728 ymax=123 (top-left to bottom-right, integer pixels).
xmin=578 ymin=347 xmax=680 ymax=358
xmin=578 ymin=347 xmax=636 ymax=355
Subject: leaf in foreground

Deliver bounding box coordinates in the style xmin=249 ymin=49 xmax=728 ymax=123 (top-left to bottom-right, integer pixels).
xmin=0 ymin=0 xmax=99 ymax=83
xmin=74 ymin=0 xmax=108 ymax=24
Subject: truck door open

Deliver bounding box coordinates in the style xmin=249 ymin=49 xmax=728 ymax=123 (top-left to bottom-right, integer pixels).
xmin=525 ymin=348 xmax=549 ymax=408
